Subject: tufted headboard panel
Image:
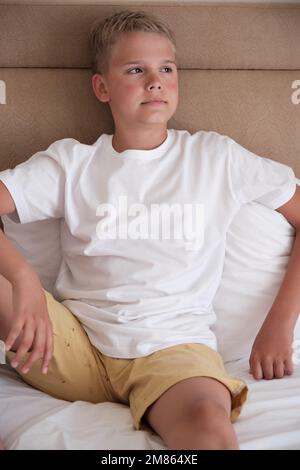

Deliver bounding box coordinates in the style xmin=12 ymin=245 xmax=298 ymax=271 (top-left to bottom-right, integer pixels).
xmin=0 ymin=2 xmax=299 ymax=176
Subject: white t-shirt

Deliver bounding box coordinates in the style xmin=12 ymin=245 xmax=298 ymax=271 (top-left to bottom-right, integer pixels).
xmin=0 ymin=129 xmax=296 ymax=358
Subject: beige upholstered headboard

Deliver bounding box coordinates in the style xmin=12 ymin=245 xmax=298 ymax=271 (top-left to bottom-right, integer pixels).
xmin=0 ymin=2 xmax=299 ymax=176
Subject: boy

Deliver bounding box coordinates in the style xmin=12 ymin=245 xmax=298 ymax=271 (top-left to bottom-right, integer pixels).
xmin=0 ymin=10 xmax=300 ymax=450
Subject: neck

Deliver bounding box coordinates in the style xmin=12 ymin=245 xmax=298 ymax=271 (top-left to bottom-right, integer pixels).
xmin=112 ymin=127 xmax=168 ymax=153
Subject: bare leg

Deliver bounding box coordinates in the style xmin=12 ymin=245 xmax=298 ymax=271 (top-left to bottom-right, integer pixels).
xmin=0 ymin=439 xmax=5 ymax=450
xmin=144 ymin=376 xmax=239 ymax=450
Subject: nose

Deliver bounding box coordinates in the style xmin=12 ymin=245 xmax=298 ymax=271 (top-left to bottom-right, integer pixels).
xmin=146 ymin=73 xmax=162 ymax=91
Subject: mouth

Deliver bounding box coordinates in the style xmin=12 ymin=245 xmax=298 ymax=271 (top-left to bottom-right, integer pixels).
xmin=141 ymin=100 xmax=167 ymax=105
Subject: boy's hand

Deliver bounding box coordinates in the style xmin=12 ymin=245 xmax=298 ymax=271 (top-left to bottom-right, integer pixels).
xmin=249 ymin=318 xmax=294 ymax=380
xmin=5 ymin=276 xmax=53 ymax=375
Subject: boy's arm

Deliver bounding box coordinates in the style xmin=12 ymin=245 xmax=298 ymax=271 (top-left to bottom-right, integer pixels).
xmin=0 ymin=181 xmax=15 ymax=215
xmin=250 ymin=185 xmax=300 ymax=380
xmin=0 ymin=181 xmax=53 ymax=374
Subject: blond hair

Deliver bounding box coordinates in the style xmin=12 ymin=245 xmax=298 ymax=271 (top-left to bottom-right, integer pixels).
xmin=89 ymin=9 xmax=176 ymax=75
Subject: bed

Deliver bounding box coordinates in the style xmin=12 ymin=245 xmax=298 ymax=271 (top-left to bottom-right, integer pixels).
xmin=1 ymin=1 xmax=300 ymax=450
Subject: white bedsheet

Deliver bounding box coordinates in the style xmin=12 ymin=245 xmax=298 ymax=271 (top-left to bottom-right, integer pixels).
xmin=0 ymin=359 xmax=300 ymax=450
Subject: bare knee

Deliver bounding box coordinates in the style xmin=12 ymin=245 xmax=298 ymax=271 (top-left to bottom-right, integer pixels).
xmin=145 ymin=385 xmax=237 ymax=451
xmin=189 ymin=398 xmax=231 ymax=434
xmin=166 ymin=399 xmax=237 ymax=450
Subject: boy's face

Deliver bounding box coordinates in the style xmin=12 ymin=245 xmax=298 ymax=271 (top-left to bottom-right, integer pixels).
xmin=92 ymin=31 xmax=179 ymax=131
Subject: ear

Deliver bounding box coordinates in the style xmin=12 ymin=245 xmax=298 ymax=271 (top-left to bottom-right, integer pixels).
xmin=91 ymin=73 xmax=110 ymax=103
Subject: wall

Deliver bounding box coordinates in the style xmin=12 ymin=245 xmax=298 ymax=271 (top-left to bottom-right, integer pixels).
xmin=0 ymin=0 xmax=299 ymax=5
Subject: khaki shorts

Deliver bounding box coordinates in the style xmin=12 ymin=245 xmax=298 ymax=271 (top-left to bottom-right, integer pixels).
xmin=7 ymin=290 xmax=248 ymax=430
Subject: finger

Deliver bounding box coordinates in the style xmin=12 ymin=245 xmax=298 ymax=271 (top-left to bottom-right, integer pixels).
xmin=5 ymin=318 xmax=26 ymax=352
xmin=261 ymin=358 xmax=274 ymax=380
xmin=274 ymin=360 xmax=284 ymax=379
xmin=250 ymin=357 xmax=263 ymax=380
xmin=21 ymin=321 xmax=46 ymax=374
xmin=10 ymin=322 xmax=34 ymax=368
xmin=284 ymin=357 xmax=294 ymax=376
xmin=42 ymin=324 xmax=54 ymax=374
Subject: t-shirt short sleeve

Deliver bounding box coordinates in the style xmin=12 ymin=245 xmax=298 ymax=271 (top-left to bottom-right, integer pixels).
xmin=0 ymin=141 xmax=66 ymax=224
xmin=228 ymin=137 xmax=296 ymax=209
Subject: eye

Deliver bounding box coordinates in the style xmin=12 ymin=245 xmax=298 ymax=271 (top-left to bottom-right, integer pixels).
xmin=161 ymin=67 xmax=173 ymax=73
xmin=128 ymin=67 xmax=143 ymax=74
xmin=127 ymin=66 xmax=174 ymax=74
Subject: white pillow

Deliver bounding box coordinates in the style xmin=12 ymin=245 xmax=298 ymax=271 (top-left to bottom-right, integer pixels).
xmin=2 ymin=216 xmax=62 ymax=294
xmin=212 ymin=180 xmax=300 ymax=363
